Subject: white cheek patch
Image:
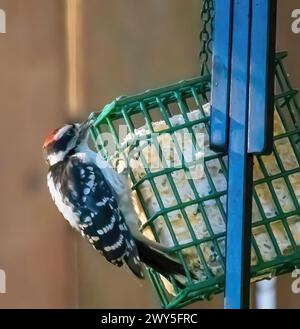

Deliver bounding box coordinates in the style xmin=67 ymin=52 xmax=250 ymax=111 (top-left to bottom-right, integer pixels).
xmin=47 ymin=150 xmax=66 ymax=166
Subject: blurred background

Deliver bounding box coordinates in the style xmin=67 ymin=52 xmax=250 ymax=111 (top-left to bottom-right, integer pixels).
xmin=0 ymin=0 xmax=299 ymax=308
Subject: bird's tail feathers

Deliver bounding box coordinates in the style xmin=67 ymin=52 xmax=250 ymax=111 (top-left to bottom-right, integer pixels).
xmin=134 ymin=238 xmax=194 ymax=289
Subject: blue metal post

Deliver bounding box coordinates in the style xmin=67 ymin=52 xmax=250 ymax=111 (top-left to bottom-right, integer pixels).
xmin=210 ymin=0 xmax=277 ymax=309
xmin=225 ymin=0 xmax=253 ymax=309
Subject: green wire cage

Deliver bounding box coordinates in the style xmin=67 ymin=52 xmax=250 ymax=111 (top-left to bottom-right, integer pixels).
xmin=90 ymin=1 xmax=300 ymax=308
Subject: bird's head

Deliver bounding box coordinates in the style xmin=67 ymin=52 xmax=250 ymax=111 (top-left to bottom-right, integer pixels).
xmin=43 ymin=117 xmax=92 ymax=167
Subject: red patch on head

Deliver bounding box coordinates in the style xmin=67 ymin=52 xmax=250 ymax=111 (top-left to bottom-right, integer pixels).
xmin=43 ymin=127 xmax=60 ymax=148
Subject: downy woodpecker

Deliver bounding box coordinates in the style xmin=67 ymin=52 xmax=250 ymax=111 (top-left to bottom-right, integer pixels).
xmin=43 ymin=116 xmax=190 ymax=287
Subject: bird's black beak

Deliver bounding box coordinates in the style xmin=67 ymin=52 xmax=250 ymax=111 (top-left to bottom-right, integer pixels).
xmin=79 ymin=113 xmax=95 ymax=139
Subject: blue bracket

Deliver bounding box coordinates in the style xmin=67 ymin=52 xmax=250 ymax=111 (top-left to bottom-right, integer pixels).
xmin=210 ymin=0 xmax=233 ymax=152
xmin=210 ymin=0 xmax=277 ymax=309
xmin=248 ymin=0 xmax=277 ymax=154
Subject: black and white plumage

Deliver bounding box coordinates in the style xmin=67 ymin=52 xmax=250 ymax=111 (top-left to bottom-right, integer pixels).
xmin=43 ymin=118 xmax=190 ymax=285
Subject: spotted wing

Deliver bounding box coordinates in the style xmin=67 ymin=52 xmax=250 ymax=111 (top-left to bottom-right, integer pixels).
xmin=61 ymin=156 xmax=143 ymax=277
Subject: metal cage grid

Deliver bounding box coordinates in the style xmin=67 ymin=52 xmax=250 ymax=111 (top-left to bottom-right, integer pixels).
xmin=90 ymin=51 xmax=300 ymax=308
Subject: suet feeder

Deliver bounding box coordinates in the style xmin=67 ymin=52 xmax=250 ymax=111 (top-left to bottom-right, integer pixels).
xmin=90 ymin=0 xmax=300 ymax=308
